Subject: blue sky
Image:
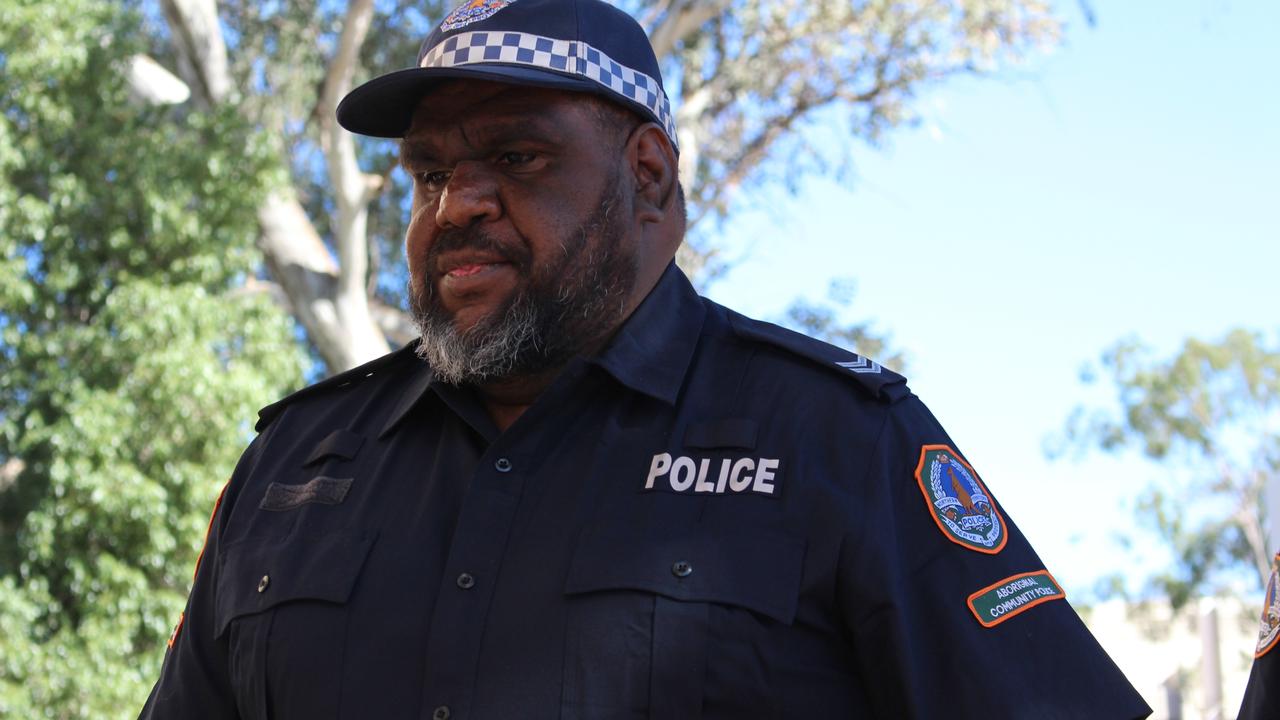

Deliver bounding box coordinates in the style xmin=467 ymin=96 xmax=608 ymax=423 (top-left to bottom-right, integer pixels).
xmin=705 ymin=1 xmax=1279 ymax=599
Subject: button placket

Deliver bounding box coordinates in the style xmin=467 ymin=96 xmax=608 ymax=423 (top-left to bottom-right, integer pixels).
xmin=420 ymin=449 xmax=527 ymax=718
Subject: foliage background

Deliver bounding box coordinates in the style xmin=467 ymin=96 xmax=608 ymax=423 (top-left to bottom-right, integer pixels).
xmin=0 ymin=2 xmax=303 ymax=715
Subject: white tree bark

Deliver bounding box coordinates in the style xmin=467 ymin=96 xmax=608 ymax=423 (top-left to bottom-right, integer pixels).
xmin=646 ymin=0 xmax=733 ymax=59
xmin=164 ymin=0 xmax=390 ymax=372
xmin=316 ymin=0 xmax=390 ymax=367
xmin=124 ymin=55 xmax=191 ymax=106
xmin=159 ymin=0 xmax=230 ymax=105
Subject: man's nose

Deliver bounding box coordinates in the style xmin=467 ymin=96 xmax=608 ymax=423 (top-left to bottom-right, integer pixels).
xmin=435 ymin=162 xmax=501 ymax=229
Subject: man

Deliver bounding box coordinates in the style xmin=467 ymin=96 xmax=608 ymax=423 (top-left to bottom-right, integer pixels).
xmin=141 ymin=1 xmax=1152 ymax=717
xmin=1238 ymin=551 xmax=1280 ymax=718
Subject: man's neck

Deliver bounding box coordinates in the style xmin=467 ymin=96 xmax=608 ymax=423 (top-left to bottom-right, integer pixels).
xmin=474 ymin=324 xmax=624 ymax=432
xmin=476 ymin=365 xmax=567 ymax=433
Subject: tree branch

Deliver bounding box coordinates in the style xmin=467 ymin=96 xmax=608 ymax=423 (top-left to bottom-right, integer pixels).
xmin=371 ymin=299 xmax=418 ymax=348
xmin=0 ymin=458 xmax=24 ymax=493
xmin=162 ymin=0 xmax=392 ymax=373
xmin=123 ymin=54 xmax=191 ymax=106
xmin=315 ymin=0 xmax=389 ymax=370
xmin=158 ymin=0 xmax=230 ymax=106
xmin=647 ymin=0 xmax=732 ymax=60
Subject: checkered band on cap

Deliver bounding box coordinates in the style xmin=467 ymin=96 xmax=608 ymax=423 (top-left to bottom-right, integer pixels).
xmin=420 ymin=30 xmax=679 ymax=149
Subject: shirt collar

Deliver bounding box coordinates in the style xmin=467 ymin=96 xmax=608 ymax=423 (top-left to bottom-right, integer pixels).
xmin=588 ymin=261 xmax=705 ymax=406
xmin=379 ymin=261 xmax=705 ymax=437
xmin=379 ymin=345 xmax=436 ymax=439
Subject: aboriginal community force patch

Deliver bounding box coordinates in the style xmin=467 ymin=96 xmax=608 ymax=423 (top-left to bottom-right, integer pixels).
xmin=914 ymin=445 xmax=1007 ymax=553
xmin=1256 ymin=552 xmax=1280 ymax=658
xmin=968 ymin=570 xmax=1065 ymax=628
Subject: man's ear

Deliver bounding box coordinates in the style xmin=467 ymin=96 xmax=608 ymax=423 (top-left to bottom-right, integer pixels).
xmin=627 ymin=123 xmax=678 ymax=225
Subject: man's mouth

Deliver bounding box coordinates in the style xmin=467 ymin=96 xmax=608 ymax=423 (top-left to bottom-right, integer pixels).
xmin=437 ymin=248 xmax=511 ymax=276
xmin=446 ymin=262 xmax=503 ymax=278
xmin=433 ymin=252 xmax=519 ymax=300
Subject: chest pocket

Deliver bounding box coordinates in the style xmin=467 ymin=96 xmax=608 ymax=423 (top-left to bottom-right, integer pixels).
xmin=561 ymin=527 xmax=805 ymax=720
xmin=214 ymin=529 xmax=375 ymax=720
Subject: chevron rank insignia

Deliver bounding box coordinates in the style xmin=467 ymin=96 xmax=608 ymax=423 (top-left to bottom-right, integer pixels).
xmin=1256 ymin=552 xmax=1280 ymax=658
xmin=914 ymin=445 xmax=1007 ymax=553
xmin=835 ymin=356 xmax=881 ymax=374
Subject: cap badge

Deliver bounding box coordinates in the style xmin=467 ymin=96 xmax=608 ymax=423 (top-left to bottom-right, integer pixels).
xmin=1256 ymin=552 xmax=1280 ymax=657
xmin=441 ymin=0 xmax=516 ymax=32
xmin=914 ymin=445 xmax=1007 ymax=553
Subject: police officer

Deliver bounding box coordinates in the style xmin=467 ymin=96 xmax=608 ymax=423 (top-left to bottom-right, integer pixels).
xmin=1238 ymin=552 xmax=1280 ymax=718
xmin=141 ymin=0 xmax=1152 ymax=717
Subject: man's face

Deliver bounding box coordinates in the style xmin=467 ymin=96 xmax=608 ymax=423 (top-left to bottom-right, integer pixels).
xmin=401 ymin=81 xmax=640 ymax=385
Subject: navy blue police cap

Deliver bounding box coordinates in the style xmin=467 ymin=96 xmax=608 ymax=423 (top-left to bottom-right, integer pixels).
xmin=336 ymin=0 xmax=678 ymax=150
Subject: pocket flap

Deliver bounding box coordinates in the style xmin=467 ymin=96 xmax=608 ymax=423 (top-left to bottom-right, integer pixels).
xmin=304 ymin=429 xmax=365 ymax=465
xmin=214 ymin=529 xmax=375 ymax=638
xmin=564 ymin=528 xmax=805 ymax=624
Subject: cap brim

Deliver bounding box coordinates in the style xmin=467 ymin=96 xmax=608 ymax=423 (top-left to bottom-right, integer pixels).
xmin=337 ymin=64 xmax=604 ymax=138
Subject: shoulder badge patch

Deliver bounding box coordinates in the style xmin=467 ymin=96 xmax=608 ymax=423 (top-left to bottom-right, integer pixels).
xmin=441 ymin=0 xmax=516 ymax=31
xmin=968 ymin=570 xmax=1065 ymax=628
xmin=1256 ymin=552 xmax=1280 ymax=658
xmin=914 ymin=444 xmax=1007 ymax=553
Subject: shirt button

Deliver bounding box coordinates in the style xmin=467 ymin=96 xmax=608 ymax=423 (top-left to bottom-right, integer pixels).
xmin=432 ymin=705 xmax=451 ymax=720
xmin=494 ymin=457 xmax=512 ymax=473
xmin=456 ymin=572 xmax=475 ymax=590
xmin=257 ymin=575 xmax=270 ymax=592
xmin=671 ymin=561 xmax=693 ymax=578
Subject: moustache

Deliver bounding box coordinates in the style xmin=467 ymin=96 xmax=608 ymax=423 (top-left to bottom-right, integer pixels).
xmin=426 ymin=227 xmax=532 ymax=275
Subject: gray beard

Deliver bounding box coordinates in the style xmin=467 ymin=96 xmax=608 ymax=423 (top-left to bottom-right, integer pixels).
xmin=412 ymin=288 xmax=542 ymax=385
xmin=409 ymin=178 xmax=635 ymax=386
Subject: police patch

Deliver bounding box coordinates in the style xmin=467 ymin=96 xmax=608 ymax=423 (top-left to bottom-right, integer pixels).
xmin=644 ymin=452 xmax=781 ymax=496
xmin=1255 ymin=552 xmax=1280 ymax=658
xmin=914 ymin=445 xmax=1006 ymax=553
xmin=441 ymin=0 xmax=516 ymax=31
xmin=968 ymin=570 xmax=1064 ymax=628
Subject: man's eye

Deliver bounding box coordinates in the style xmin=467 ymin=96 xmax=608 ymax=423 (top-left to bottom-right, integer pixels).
xmin=416 ymin=171 xmax=450 ymax=191
xmin=498 ymin=151 xmax=536 ymax=166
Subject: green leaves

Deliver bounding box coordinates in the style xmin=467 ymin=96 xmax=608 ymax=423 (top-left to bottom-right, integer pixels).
xmin=1060 ymin=330 xmax=1280 ymax=610
xmin=0 ymin=1 xmax=303 ymax=716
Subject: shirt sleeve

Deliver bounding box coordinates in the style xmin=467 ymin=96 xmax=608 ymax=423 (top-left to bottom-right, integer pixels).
xmin=1238 ymin=556 xmax=1280 ymax=720
xmin=1239 ymin=649 xmax=1280 ymax=718
xmin=138 ymin=428 xmax=271 ymax=719
xmin=838 ymin=395 xmax=1152 ymax=719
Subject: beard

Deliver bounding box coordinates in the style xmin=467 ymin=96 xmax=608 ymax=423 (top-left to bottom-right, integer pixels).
xmin=409 ymin=170 xmax=638 ymax=386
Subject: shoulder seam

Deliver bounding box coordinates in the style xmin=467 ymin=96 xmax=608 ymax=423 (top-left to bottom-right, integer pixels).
xmin=724 ymin=310 xmax=908 ymax=402
xmin=255 ymin=343 xmax=417 ymax=432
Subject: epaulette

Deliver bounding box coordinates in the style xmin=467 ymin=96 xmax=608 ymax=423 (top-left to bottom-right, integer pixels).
xmin=254 ymin=342 xmax=417 ymax=432
xmin=727 ymin=311 xmax=909 ymax=403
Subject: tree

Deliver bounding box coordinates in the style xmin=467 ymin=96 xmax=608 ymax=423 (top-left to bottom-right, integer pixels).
xmin=153 ymin=0 xmax=1060 ymax=373
xmin=1055 ymin=330 xmax=1280 ymax=611
xmin=0 ymin=1 xmax=304 ymax=716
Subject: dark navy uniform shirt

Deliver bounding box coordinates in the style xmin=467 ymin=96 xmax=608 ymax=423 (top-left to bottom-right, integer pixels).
xmin=1240 ymin=644 xmax=1279 ymax=718
xmin=1238 ymin=551 xmax=1280 ymax=719
xmin=141 ymin=263 xmax=1151 ymax=719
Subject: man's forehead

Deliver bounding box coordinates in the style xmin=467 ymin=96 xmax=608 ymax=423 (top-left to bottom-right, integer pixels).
xmin=405 ymin=80 xmax=591 ymax=138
